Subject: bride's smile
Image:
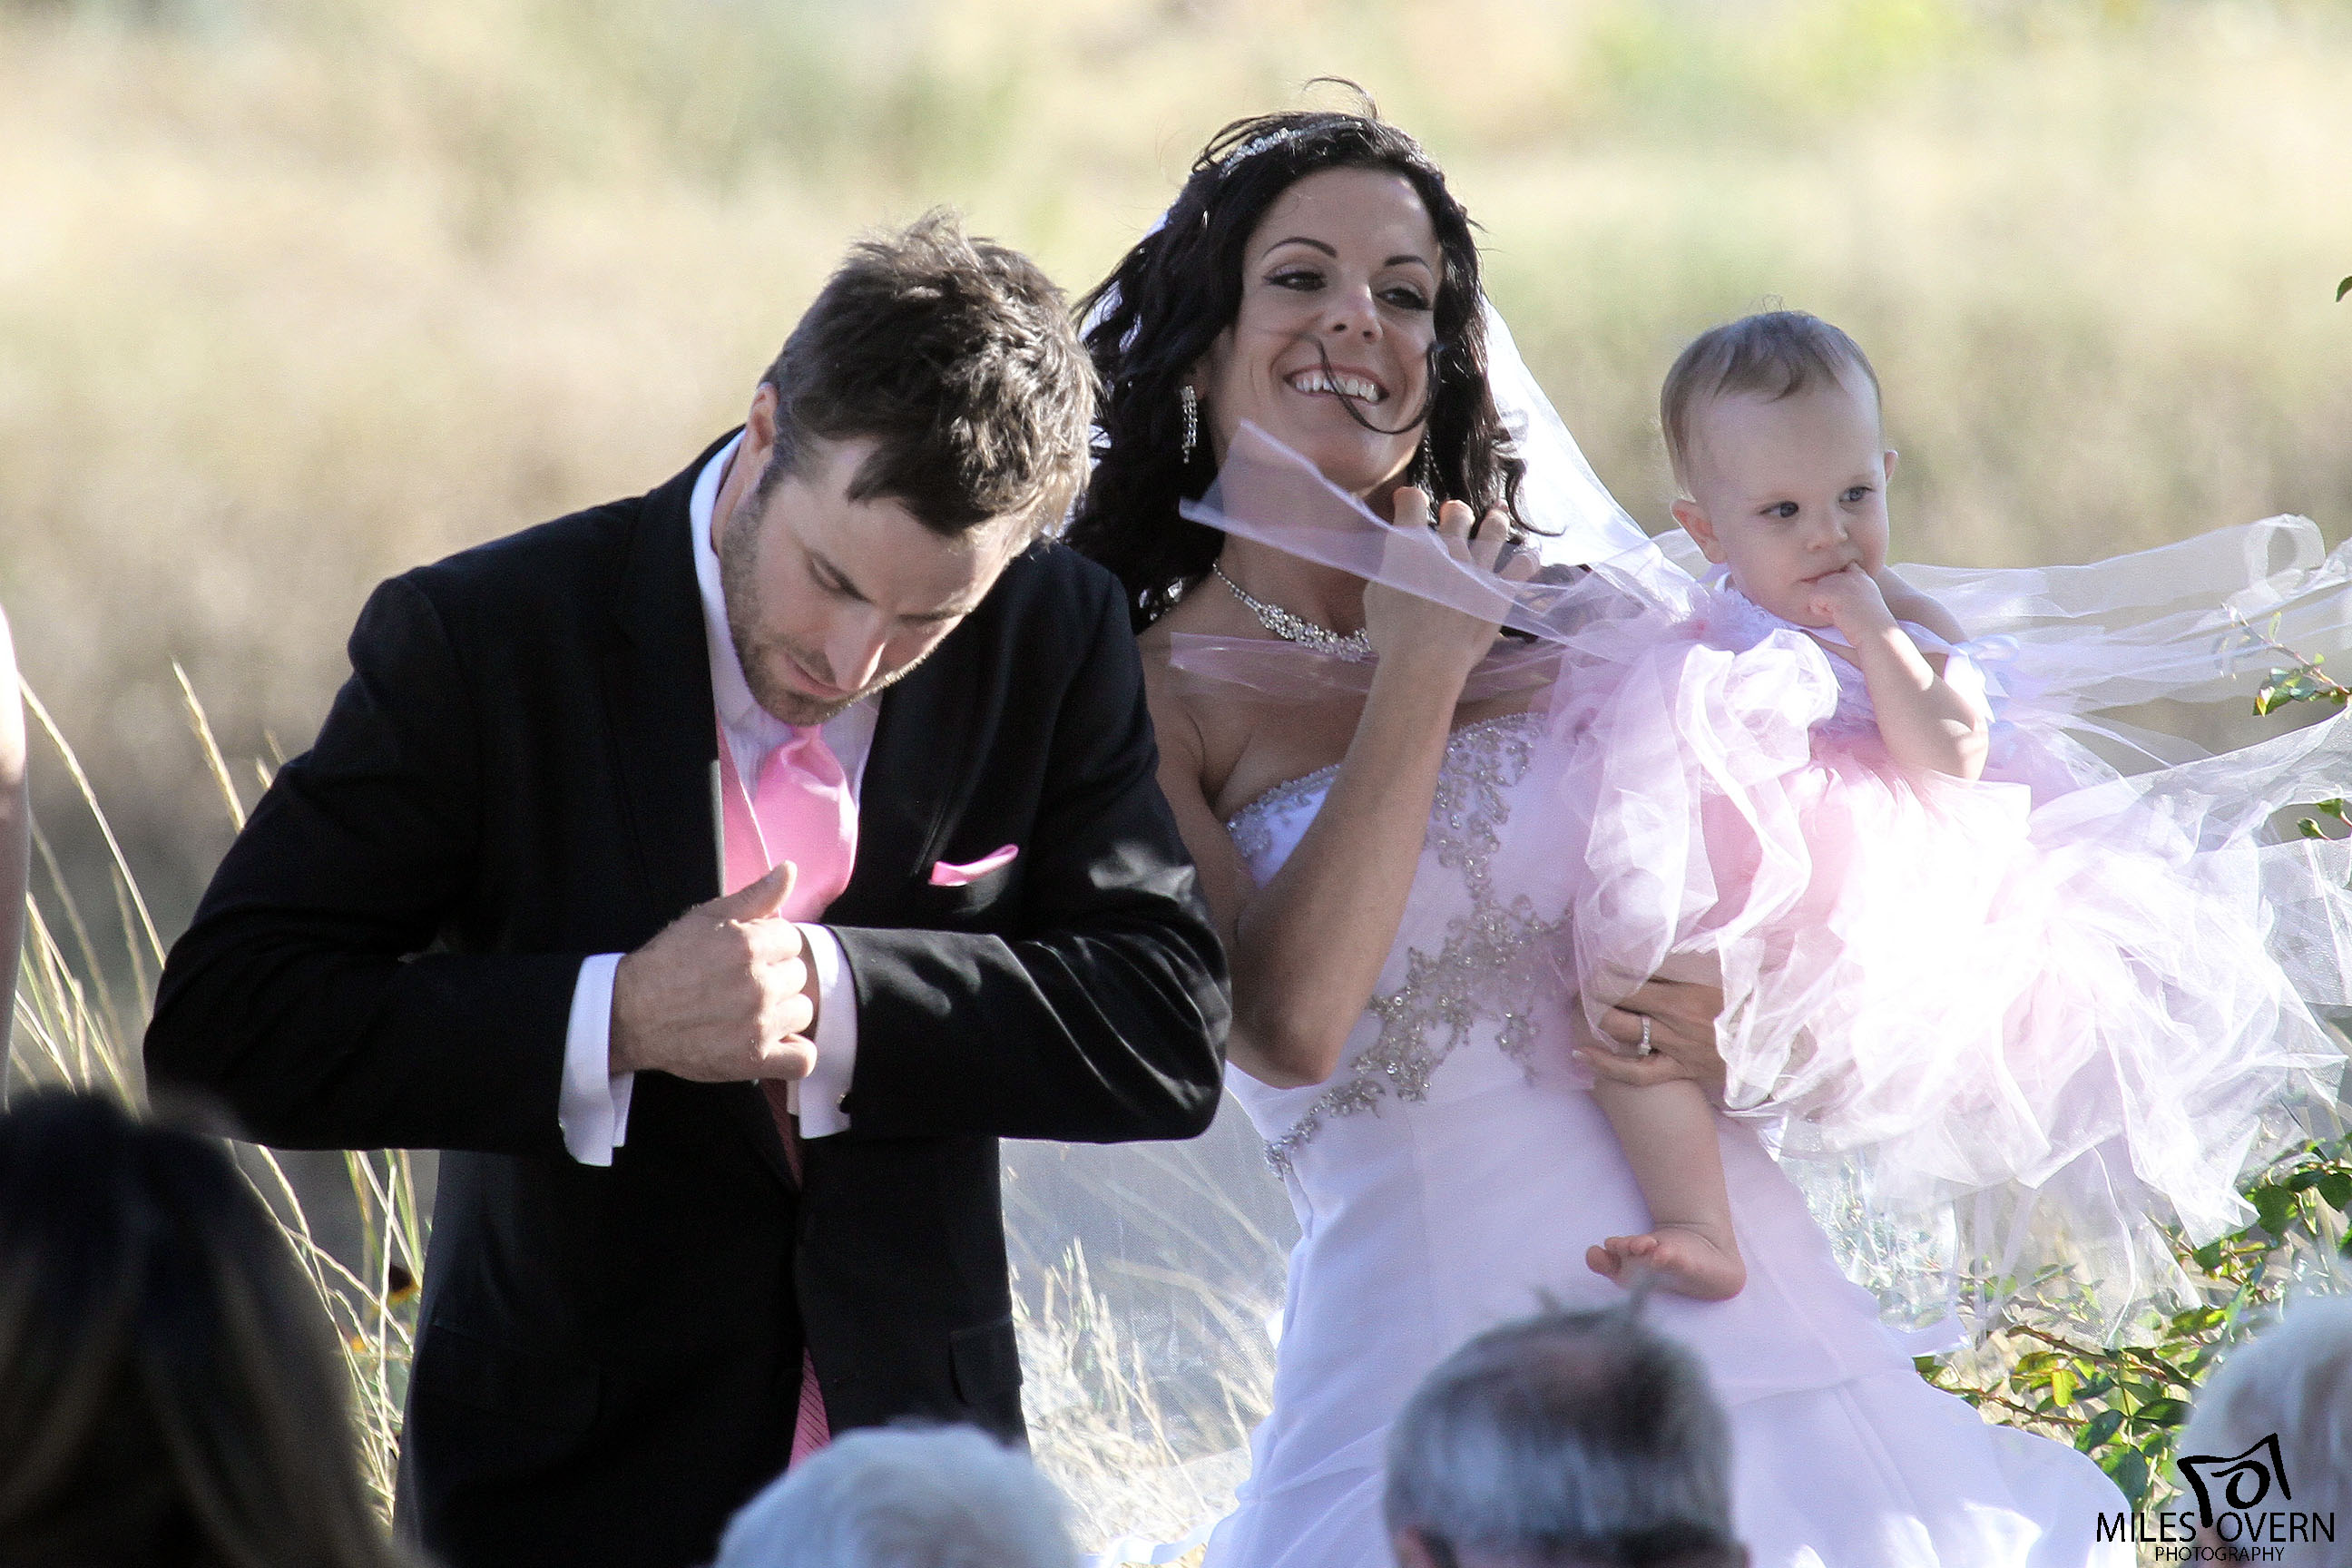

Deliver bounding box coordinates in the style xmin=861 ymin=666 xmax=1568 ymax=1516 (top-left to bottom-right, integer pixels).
xmin=1191 ymin=164 xmax=1441 ymax=509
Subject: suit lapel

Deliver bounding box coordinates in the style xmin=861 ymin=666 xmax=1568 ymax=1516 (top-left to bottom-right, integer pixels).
xmin=600 ymin=432 xmax=795 ymax=1192
xmin=828 ymin=631 xmax=983 ymax=925
xmin=602 ymin=445 xmax=726 ymax=926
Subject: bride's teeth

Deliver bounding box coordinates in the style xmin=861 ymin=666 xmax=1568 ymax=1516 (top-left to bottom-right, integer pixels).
xmin=1290 ymin=370 xmax=1384 ymax=401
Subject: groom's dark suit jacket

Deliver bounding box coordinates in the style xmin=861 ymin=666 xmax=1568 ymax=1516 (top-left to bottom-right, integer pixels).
xmin=144 ymin=435 xmax=1230 ymax=1568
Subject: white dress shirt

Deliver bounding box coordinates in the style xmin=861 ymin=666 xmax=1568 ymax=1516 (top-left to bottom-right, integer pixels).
xmin=559 ymin=432 xmax=874 ymax=1165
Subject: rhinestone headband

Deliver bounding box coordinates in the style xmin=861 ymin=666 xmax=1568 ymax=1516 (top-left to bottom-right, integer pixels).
xmin=1218 ymin=125 xmax=1312 ymax=170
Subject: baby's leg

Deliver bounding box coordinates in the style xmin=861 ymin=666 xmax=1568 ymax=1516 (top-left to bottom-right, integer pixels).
xmin=1587 ymin=1076 xmax=1745 ymax=1299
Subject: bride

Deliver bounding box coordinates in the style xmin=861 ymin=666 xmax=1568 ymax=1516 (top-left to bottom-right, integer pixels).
xmin=1064 ymin=106 xmax=2129 ymax=1567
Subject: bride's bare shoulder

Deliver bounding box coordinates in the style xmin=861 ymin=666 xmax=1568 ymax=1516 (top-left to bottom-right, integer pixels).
xmin=1135 ymin=580 xmax=1255 ymax=702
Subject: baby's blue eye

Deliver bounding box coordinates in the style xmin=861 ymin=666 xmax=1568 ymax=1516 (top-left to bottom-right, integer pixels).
xmin=1842 ymin=485 xmax=1873 ymax=505
xmin=1764 ymin=501 xmax=1799 ymax=520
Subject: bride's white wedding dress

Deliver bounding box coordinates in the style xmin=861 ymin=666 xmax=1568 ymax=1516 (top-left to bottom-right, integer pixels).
xmin=1203 ymin=713 xmax=2129 ymax=1568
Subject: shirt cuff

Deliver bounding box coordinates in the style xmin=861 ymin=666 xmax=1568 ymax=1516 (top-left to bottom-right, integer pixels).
xmin=559 ymin=953 xmax=636 ymax=1166
xmin=793 ymin=923 xmax=857 ymax=1137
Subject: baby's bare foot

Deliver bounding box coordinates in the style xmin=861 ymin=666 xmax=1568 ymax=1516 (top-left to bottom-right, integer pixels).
xmin=1585 ymin=1224 xmax=1746 ymax=1300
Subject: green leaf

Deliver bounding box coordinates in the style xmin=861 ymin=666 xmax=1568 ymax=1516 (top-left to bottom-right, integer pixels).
xmin=2049 ymin=1367 xmax=2078 ymax=1408
xmin=2288 ymin=1166 xmax=2331 ymax=1191
xmin=2339 ymin=275 xmax=2352 ymax=301
xmin=2106 ymin=1448 xmax=2151 ymax=1503
xmin=2134 ymin=1397 xmax=2189 ymax=1427
xmin=2253 ymin=1183 xmax=2297 ymax=1235
xmin=2078 ymin=1408 xmax=2126 ymax=1449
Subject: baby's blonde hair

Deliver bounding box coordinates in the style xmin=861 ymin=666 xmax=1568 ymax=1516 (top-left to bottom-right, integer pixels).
xmin=1661 ymin=311 xmax=1882 ymax=495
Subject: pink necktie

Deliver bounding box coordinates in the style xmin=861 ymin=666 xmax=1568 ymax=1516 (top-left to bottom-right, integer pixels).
xmin=716 ymin=721 xmax=858 ymax=1465
xmin=718 ymin=725 xmax=858 ymax=917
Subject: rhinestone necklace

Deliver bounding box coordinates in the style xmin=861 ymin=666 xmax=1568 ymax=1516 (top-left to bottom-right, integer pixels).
xmin=1212 ymin=564 xmax=1375 ymax=662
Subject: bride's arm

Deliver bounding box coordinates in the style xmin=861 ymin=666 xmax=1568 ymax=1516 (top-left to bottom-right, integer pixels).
xmin=1150 ymin=502 xmax=1517 ymax=1090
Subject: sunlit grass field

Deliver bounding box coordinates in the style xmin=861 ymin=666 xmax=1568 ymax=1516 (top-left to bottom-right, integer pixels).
xmin=5 ymin=0 xmax=2347 ymax=904
xmin=5 ymin=0 xmax=2351 ymax=1553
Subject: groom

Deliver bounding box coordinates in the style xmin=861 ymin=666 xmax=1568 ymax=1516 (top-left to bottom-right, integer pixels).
xmin=145 ymin=213 xmax=1230 ymax=1568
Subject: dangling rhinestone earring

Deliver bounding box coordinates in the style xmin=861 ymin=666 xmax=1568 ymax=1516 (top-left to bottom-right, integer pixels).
xmin=1179 ymin=384 xmax=1200 ymax=464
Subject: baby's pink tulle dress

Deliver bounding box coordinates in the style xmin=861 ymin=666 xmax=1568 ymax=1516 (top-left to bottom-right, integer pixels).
xmin=1547 ymin=573 xmax=2349 ymax=1328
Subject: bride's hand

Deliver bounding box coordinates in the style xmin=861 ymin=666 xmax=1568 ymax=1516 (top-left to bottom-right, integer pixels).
xmin=1360 ymin=490 xmax=1531 ymax=681
xmin=1581 ymin=978 xmax=1729 ymax=1102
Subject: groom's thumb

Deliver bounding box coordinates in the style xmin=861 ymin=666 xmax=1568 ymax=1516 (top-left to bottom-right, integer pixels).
xmin=713 ymin=861 xmax=796 ymax=921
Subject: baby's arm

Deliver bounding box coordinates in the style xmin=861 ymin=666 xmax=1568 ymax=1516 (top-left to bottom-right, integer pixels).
xmin=1808 ymin=565 xmax=1990 ymax=780
xmin=1586 ymin=1073 xmax=1744 ymax=1299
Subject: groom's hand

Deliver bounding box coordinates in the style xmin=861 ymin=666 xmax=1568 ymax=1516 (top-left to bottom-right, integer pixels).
xmin=608 ymin=864 xmax=820 ymax=1082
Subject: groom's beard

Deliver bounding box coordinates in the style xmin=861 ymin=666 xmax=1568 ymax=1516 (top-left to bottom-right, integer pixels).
xmin=718 ymin=502 xmax=932 ymax=728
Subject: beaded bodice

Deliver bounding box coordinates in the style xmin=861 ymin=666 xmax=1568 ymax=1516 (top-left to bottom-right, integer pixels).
xmin=1224 ymin=714 xmax=1567 ymax=1174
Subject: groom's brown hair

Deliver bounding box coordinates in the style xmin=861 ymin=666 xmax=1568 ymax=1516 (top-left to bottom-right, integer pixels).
xmin=756 ymin=210 xmax=1097 ymax=542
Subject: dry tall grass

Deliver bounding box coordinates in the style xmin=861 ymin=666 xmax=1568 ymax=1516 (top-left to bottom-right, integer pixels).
xmin=3 ymin=680 xmax=429 ymax=1511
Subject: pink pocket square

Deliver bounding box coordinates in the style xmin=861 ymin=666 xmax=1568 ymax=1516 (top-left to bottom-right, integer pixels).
xmin=928 ymin=844 xmax=1020 ymax=887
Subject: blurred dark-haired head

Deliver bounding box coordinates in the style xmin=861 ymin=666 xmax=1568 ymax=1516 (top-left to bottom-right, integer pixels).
xmin=1066 ymin=93 xmax=1524 ymax=629
xmin=0 ymin=1090 xmax=411 ymax=1568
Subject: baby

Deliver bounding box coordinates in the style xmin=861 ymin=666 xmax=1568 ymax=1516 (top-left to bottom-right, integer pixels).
xmin=1584 ymin=313 xmax=1991 ymax=1298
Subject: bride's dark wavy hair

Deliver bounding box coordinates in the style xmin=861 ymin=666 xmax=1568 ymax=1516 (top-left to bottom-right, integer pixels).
xmin=1066 ymin=98 xmax=1524 ymax=630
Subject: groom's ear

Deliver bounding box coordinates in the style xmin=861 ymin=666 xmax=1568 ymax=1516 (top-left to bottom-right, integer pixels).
xmin=1671 ymin=498 xmax=1725 ymax=564
xmin=743 ymin=383 xmax=783 ymax=471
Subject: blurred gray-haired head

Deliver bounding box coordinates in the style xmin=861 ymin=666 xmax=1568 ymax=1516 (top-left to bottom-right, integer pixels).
xmin=2176 ymin=1296 xmax=2352 ymax=1566
xmin=713 ymin=1426 xmax=1077 ymax=1568
xmin=1383 ymin=1300 xmax=1745 ymax=1568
